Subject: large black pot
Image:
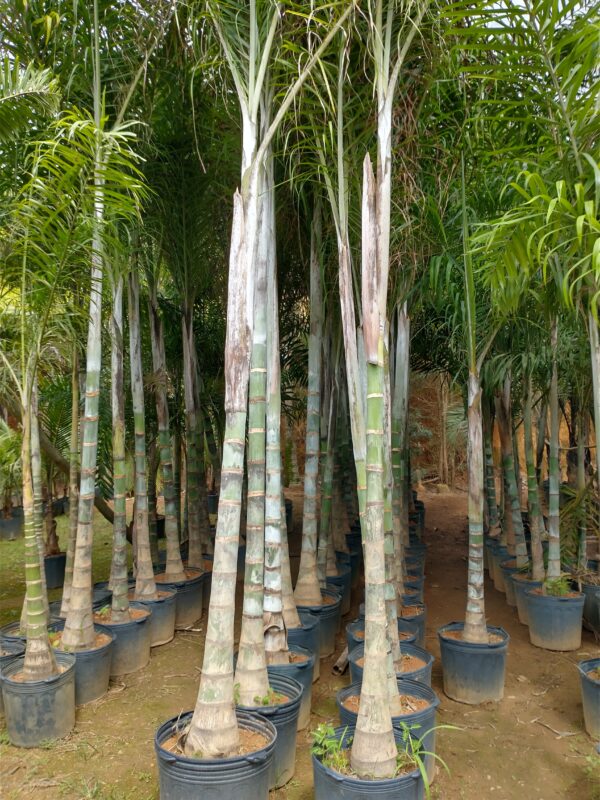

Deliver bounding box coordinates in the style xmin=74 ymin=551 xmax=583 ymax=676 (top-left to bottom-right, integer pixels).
xmin=525 ymin=590 xmax=584 ymax=651
xmin=577 ymin=658 xmax=600 ymax=739
xmin=511 ymin=574 xmax=543 ymax=625
xmin=157 ymin=568 xmax=204 ymax=630
xmin=296 ymin=588 xmax=342 ymax=659
xmin=581 ymin=582 xmax=600 ymax=634
xmin=237 ymin=673 xmax=302 ymax=789
xmin=348 ymin=642 xmax=433 ymax=687
xmin=0 ymin=638 xmax=25 ymax=714
xmin=44 ymin=552 xmax=67 ymax=590
xmin=155 ymin=710 xmax=276 ymax=800
xmin=1 ymin=652 xmax=75 ymax=747
xmin=286 ymin=611 xmax=321 ymax=682
xmin=97 ymin=601 xmax=152 ymax=676
xmin=326 ymin=563 xmax=352 ymax=616
xmin=359 ymin=603 xmax=426 ymax=648
xmin=312 ymin=724 xmax=425 ymax=800
xmin=48 ymin=620 xmax=114 ymax=705
xmin=500 ymin=560 xmax=519 ymax=607
xmin=438 ymin=622 xmax=509 ymax=704
xmin=336 ymin=678 xmax=440 ymax=783
xmin=132 ymin=589 xmax=176 ymax=646
xmin=267 ymin=644 xmax=315 ymax=730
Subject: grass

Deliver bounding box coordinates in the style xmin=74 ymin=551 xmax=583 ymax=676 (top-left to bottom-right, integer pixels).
xmin=0 ymin=509 xmax=127 ymax=626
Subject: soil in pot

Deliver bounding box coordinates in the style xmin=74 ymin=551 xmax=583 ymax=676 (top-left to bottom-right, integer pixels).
xmin=341 ymin=693 xmax=429 ymax=715
xmin=47 ymin=622 xmax=114 ymax=705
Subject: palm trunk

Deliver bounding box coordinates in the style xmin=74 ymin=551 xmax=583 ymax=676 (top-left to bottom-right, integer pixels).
xmin=182 ymin=304 xmax=204 ymax=568
xmin=463 ymin=372 xmax=488 ymax=642
xmin=295 ymin=201 xmax=324 ymax=605
xmin=351 ymin=156 xmax=396 ymax=778
xmin=60 ymin=349 xmax=80 ymax=617
xmin=234 ymin=177 xmax=269 ymax=705
xmin=147 ymin=439 xmax=159 ymax=560
xmin=186 ymin=185 xmax=256 ymax=757
xmin=523 ymin=376 xmax=546 ymax=582
xmin=547 ymin=317 xmax=561 ymax=579
xmin=483 ymin=396 xmax=500 ymax=536
xmin=21 ymin=405 xmax=58 ymax=679
xmin=280 ymin=487 xmax=302 ymax=629
xmin=263 ymin=203 xmax=288 ymax=664
xmin=149 ymin=285 xmax=186 ymax=582
xmin=173 ymin=422 xmax=182 ymax=542
xmin=496 ymin=377 xmax=528 ymax=570
xmin=30 ymin=384 xmax=50 ymax=625
xmin=109 ymin=276 xmax=130 ymax=622
xmin=62 ymin=144 xmax=104 ymax=650
xmin=128 ymin=269 xmax=157 ymax=600
xmin=392 ymin=305 xmax=409 ymax=597
xmin=576 ymin=409 xmax=588 ymax=572
xmin=589 ymin=311 xmax=600 ymax=489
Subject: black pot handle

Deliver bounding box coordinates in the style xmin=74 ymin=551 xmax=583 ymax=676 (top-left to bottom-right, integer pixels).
xmin=245 ymin=752 xmax=267 ymax=764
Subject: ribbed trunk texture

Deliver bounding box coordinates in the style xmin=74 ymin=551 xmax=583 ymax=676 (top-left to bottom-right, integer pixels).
xmin=392 ymin=305 xmax=410 ymax=598
xmin=182 ymin=304 xmax=204 ymax=568
xmin=149 ymin=285 xmax=186 ymax=582
xmin=128 ymin=269 xmax=157 ymax=600
xmin=547 ymin=318 xmax=561 ymax=579
xmin=60 ymin=349 xmax=80 ymax=617
xmin=21 ymin=406 xmax=58 ymax=679
xmin=295 ymin=202 xmax=324 ymax=606
xmin=463 ymin=372 xmax=488 ymax=643
xmin=523 ymin=376 xmax=546 ymax=582
xmin=589 ymin=311 xmax=600 ymax=490
xmin=109 ymin=277 xmax=131 ymax=622
xmin=482 ymin=397 xmax=500 ymax=536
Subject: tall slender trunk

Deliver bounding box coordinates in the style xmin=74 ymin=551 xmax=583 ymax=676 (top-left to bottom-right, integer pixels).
xmin=109 ymin=276 xmax=130 ymax=622
xmin=523 ymin=376 xmax=546 ymax=582
xmin=547 ymin=317 xmax=561 ymax=579
xmin=392 ymin=305 xmax=409 ymax=597
xmin=149 ymin=285 xmax=186 ymax=582
xmin=60 ymin=348 xmax=80 ymax=617
xmin=589 ymin=311 xmax=600 ymax=489
xmin=21 ymin=404 xmax=58 ymax=679
xmin=263 ymin=198 xmax=288 ymax=664
xmin=173 ymin=423 xmax=182 ymax=542
xmin=482 ymin=396 xmax=500 ymax=536
xmin=147 ymin=439 xmax=159 ymax=560
xmin=128 ymin=269 xmax=157 ymax=600
xmin=182 ymin=304 xmax=204 ymax=567
xmin=317 ymin=379 xmax=338 ymax=584
xmin=186 ymin=184 xmax=256 ymax=757
xmin=295 ymin=202 xmax=324 ymax=605
xmin=576 ymin=409 xmax=588 ymax=572
xmin=535 ymin=397 xmax=547 ymax=488
xmin=280 ymin=488 xmax=302 ymax=629
xmin=496 ymin=377 xmax=528 ymax=570
xmin=62 ymin=132 xmax=105 ymax=650
xmin=30 ymin=383 xmax=50 ymax=625
xmin=234 ymin=174 xmax=269 ymax=705
xmin=438 ymin=375 xmax=449 ymax=485
xmin=463 ymin=372 xmax=488 ymax=642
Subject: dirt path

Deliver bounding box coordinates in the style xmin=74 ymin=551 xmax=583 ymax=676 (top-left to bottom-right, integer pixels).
xmin=0 ymin=490 xmax=598 ymax=799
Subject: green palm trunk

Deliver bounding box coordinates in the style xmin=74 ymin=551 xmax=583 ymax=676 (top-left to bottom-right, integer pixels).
xmin=149 ymin=285 xmax=186 ymax=582
xmin=109 ymin=276 xmax=130 ymax=622
xmin=496 ymin=380 xmax=528 ymax=570
xmin=182 ymin=305 xmax=204 ymax=568
xmin=30 ymin=386 xmax=50 ymax=626
xmin=235 ymin=224 xmax=269 ymax=705
xmin=392 ymin=305 xmax=409 ymax=597
xmin=482 ymin=398 xmax=500 ymax=535
xmin=589 ymin=312 xmax=600 ymax=494
xmin=21 ymin=406 xmax=58 ymax=679
xmin=317 ymin=381 xmax=338 ymax=585
xmin=523 ymin=376 xmax=546 ymax=582
xmin=128 ymin=269 xmax=157 ymax=600
xmin=351 ymin=345 xmax=397 ymax=777
xmin=295 ymin=202 xmax=324 ymax=606
xmin=547 ymin=317 xmax=561 ymax=579
xmin=60 ymin=349 xmax=80 ymax=617
xmin=280 ymin=488 xmax=302 ymax=630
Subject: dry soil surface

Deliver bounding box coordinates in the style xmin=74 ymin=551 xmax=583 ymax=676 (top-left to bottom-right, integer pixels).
xmin=0 ymin=489 xmax=598 ymax=800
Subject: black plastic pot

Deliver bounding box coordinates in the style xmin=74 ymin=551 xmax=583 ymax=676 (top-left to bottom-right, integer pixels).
xmin=511 ymin=574 xmax=542 ymax=625
xmin=326 ymin=563 xmax=352 ymax=616
xmin=336 ymin=678 xmax=440 ymax=783
xmin=405 ymin=557 xmax=425 ymax=580
xmin=312 ymin=724 xmax=425 ymax=800
xmin=267 ymin=644 xmax=315 ymax=730
xmin=92 ymin=587 xmax=113 ymax=608
xmin=491 ymin=544 xmax=509 ymax=592
xmin=157 ymin=568 xmax=204 ymax=630
xmin=348 ymin=642 xmax=433 ymax=687
xmin=207 ymin=492 xmax=219 ymax=516
xmin=98 ymin=601 xmax=152 ymax=676
xmin=346 ymin=618 xmax=416 ymax=653
xmin=525 ymin=590 xmax=584 ymax=651
xmin=337 ymin=549 xmax=360 ymax=589
xmin=358 ymin=603 xmax=426 ymax=648
xmin=237 ymin=673 xmax=302 ymax=789
xmin=0 ymin=617 xmax=61 ymax=644
xmin=0 ymin=638 xmax=25 ymax=714
xmin=286 ymin=611 xmax=321 ymax=682
xmin=1 ymin=652 xmax=75 ymax=747
xmin=44 ymin=552 xmax=66 ymax=590
xmin=577 ymin=658 xmax=600 ymax=739
xmin=296 ymin=588 xmax=342 ymax=659
xmin=155 ymin=709 xmax=276 ymax=800
xmin=133 ymin=589 xmax=176 ymax=646
xmin=582 ymin=582 xmax=600 ymax=634
xmin=438 ymin=622 xmax=509 ymax=704
xmin=47 ymin=620 xmax=113 ymax=705
xmin=500 ymin=560 xmax=519 ymax=607
xmin=346 ymin=525 xmax=363 ymax=561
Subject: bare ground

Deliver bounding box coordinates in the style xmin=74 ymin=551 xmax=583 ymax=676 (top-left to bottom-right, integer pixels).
xmin=0 ymin=489 xmax=598 ymax=799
